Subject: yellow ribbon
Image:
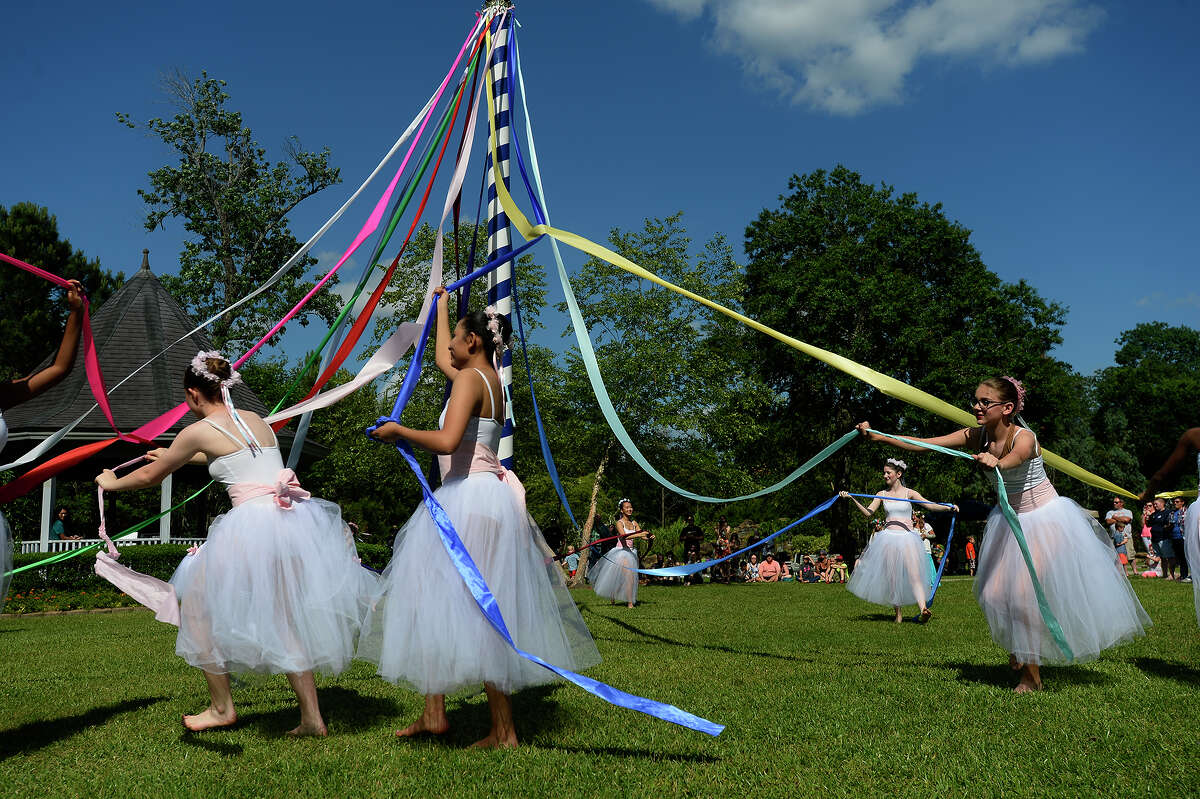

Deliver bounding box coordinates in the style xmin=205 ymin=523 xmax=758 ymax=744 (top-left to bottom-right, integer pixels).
xmin=483 ymin=29 xmax=1150 ymax=501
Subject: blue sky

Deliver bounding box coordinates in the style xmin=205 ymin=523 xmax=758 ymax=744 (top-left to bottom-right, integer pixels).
xmin=2 ymin=0 xmax=1196 ymax=377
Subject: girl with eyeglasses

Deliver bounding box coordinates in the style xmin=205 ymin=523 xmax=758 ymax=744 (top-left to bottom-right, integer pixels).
xmin=856 ymin=376 xmax=1149 ymax=693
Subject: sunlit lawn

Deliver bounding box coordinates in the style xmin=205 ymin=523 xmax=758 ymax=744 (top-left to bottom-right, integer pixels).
xmin=1 ymin=577 xmax=1197 ymax=798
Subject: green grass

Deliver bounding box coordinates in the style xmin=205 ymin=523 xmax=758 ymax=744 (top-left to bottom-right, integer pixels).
xmin=1 ymin=578 xmax=1197 ymax=798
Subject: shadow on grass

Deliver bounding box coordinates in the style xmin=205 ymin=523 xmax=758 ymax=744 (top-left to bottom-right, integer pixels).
xmin=851 ymin=613 xmax=906 ymax=623
xmin=1131 ymin=657 xmax=1200 ymax=686
xmin=0 ymin=696 xmax=168 ymax=759
xmin=180 ymin=734 xmax=243 ymax=757
xmin=235 ymin=686 xmax=402 ymax=736
xmin=942 ymin=661 xmax=1111 ymax=690
xmin=583 ymin=607 xmax=815 ymax=664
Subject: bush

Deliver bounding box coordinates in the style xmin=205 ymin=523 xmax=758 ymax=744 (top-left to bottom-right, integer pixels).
xmin=355 ymin=543 xmax=392 ymax=572
xmin=10 ymin=544 xmax=193 ymax=594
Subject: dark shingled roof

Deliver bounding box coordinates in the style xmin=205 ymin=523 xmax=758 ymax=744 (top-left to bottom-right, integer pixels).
xmin=5 ymin=250 xmax=321 ymax=460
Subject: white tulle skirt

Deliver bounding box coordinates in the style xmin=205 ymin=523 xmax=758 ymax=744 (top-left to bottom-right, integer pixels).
xmin=357 ymin=473 xmax=600 ymax=695
xmin=169 ymin=496 xmax=375 ymax=676
xmin=591 ymin=547 xmax=640 ymax=604
xmin=847 ymin=527 xmax=934 ymax=608
xmin=1186 ymin=498 xmax=1199 ymax=627
xmin=975 ymin=494 xmax=1150 ymax=665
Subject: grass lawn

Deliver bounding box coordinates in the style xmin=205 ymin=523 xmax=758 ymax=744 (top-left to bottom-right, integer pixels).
xmin=1 ymin=577 xmax=1197 ymax=798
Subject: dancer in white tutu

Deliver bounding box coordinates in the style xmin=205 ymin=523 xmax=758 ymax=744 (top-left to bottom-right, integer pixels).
xmin=1141 ymin=426 xmax=1200 ymax=625
xmin=95 ymin=353 xmax=371 ymax=735
xmin=363 ymin=288 xmax=600 ymax=749
xmin=858 ymin=376 xmax=1150 ymax=692
xmin=1 ymin=279 xmax=84 ymax=605
xmin=590 ymin=499 xmax=653 ymax=608
xmin=841 ymin=458 xmax=954 ymax=623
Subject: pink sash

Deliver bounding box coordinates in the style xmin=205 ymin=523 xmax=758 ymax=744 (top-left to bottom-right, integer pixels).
xmin=440 ymin=442 xmax=526 ymax=510
xmin=226 ymin=468 xmax=312 ymax=508
xmin=1008 ymin=480 xmax=1058 ymax=513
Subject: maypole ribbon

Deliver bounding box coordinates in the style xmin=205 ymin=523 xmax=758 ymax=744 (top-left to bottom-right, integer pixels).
xmin=867 ymin=430 xmax=1073 ymax=661
xmin=491 ymin=35 xmax=1138 ymax=502
xmin=0 ymin=16 xmax=488 ymax=504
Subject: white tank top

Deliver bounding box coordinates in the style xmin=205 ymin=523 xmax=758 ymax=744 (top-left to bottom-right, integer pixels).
xmin=982 ymin=426 xmax=1048 ymax=494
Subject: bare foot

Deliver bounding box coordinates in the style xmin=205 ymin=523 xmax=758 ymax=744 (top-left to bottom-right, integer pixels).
xmin=893 ymin=608 xmax=903 ymax=623
xmin=1008 ymin=654 xmax=1024 ymax=671
xmin=287 ymin=721 xmax=328 ymax=737
xmin=1013 ymin=678 xmax=1043 ymax=694
xmin=395 ymin=715 xmax=449 ymax=738
xmin=470 ymin=731 xmax=518 ymax=749
xmin=919 ymin=608 xmax=933 ymax=624
xmin=182 ymin=707 xmax=237 ymax=732
xmin=627 ymin=602 xmax=635 ymax=609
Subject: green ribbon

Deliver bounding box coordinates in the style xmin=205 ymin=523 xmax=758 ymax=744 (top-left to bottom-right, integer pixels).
xmin=870 ymin=429 xmax=1074 ymax=662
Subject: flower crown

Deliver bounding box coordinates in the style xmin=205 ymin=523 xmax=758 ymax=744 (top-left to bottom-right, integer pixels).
xmin=886 ymin=457 xmax=907 ymax=472
xmin=1000 ymin=376 xmax=1026 ymax=412
xmin=483 ymin=306 xmax=507 ymax=359
xmin=617 ymin=497 xmax=632 ymax=511
xmin=190 ymin=350 xmax=242 ymax=389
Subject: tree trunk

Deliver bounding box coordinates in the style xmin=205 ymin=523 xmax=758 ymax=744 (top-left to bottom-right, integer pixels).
xmin=830 ymin=452 xmax=857 ymax=560
xmin=569 ymin=441 xmax=613 ymax=588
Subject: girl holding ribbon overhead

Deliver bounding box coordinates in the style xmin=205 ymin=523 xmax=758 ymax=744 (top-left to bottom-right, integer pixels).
xmin=590 ymin=499 xmax=653 ymax=608
xmin=858 ymin=376 xmax=1149 ymax=692
xmin=361 ymin=288 xmax=599 ymax=749
xmin=840 ymin=458 xmax=953 ymax=623
xmin=1 ymin=278 xmax=84 ymax=604
xmin=95 ymin=353 xmax=371 ymax=735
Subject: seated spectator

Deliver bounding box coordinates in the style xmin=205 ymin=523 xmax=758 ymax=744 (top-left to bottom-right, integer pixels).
xmin=815 ymin=552 xmax=830 ymax=582
xmin=780 ymin=560 xmax=794 ymax=582
xmin=49 ymin=507 xmax=82 ymax=541
xmin=800 ymin=556 xmax=818 ymax=583
xmin=744 ymin=554 xmax=761 ymax=582
xmin=758 ymin=553 xmax=782 ymax=582
xmin=830 ymin=554 xmax=848 ymax=583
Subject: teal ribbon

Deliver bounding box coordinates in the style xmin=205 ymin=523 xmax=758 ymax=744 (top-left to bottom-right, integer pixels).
xmin=869 ymin=430 xmax=1074 ymax=661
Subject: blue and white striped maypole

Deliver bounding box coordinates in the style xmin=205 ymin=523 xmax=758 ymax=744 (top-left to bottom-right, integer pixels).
xmin=486 ymin=8 xmax=515 ymax=468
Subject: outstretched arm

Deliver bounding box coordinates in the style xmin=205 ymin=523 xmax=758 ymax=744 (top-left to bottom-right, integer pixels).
xmin=96 ymin=424 xmax=205 ymax=492
xmin=856 ymin=421 xmax=977 ymax=453
xmin=1141 ymin=428 xmax=1200 ymax=502
xmin=839 ymin=490 xmax=881 ymax=517
xmin=0 ymin=280 xmax=84 ymax=410
xmin=906 ymin=489 xmax=958 ymax=513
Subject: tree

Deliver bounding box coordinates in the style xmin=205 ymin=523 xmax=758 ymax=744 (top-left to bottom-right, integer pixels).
xmin=554 ymin=213 xmax=750 ymax=581
xmin=741 ymin=166 xmax=1082 ymax=556
xmin=1092 ymin=322 xmax=1200 ymax=484
xmin=119 ymin=72 xmax=342 ymax=352
xmin=0 ymin=203 xmax=121 ymax=381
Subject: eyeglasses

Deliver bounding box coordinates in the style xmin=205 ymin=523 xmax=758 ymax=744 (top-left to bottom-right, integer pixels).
xmin=969 ymin=396 xmax=1009 ymax=410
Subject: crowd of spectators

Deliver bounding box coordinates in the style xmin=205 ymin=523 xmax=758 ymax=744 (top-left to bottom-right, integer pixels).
xmin=1108 ymin=496 xmax=1190 ymax=582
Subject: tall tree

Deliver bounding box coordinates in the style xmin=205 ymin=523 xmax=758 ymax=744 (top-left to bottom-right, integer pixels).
xmin=119 ymin=72 xmax=342 ymax=352
xmin=742 ymin=166 xmax=1080 ymax=556
xmin=0 ymin=202 xmax=121 ymax=381
xmin=1092 ymin=322 xmax=1200 ymax=484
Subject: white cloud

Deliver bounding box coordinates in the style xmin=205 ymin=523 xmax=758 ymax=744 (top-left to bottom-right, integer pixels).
xmin=646 ymin=0 xmax=1104 ymax=114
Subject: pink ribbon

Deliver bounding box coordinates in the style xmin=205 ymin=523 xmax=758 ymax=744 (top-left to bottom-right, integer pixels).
xmin=226 ymin=468 xmax=312 ymax=508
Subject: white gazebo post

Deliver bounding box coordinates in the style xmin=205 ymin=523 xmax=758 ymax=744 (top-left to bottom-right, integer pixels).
xmin=39 ymin=476 xmax=57 ymax=552
xmin=158 ymin=472 xmax=173 ymax=542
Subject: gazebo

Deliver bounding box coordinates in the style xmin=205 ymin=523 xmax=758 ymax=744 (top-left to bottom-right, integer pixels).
xmin=4 ymin=250 xmax=325 ymax=552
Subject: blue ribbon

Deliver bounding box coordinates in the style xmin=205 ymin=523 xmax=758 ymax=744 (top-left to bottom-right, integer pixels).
xmin=634 ymin=495 xmax=841 ymax=578
xmin=367 ymin=248 xmax=723 ymax=736
xmin=928 ymin=513 xmax=957 ymax=605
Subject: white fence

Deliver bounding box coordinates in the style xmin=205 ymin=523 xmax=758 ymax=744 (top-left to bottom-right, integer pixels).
xmin=18 ymin=538 xmax=207 ymax=555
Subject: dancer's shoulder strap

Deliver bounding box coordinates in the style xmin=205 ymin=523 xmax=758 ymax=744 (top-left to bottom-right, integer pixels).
xmin=470 ymin=367 xmax=499 ymax=421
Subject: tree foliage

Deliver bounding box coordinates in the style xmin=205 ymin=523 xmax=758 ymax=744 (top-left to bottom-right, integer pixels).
xmin=119 ymin=72 xmax=342 ymax=351
xmin=741 ymin=166 xmax=1083 ymax=554
xmin=1092 ymin=322 xmax=1200 ymax=482
xmin=0 ymin=203 xmax=121 ymax=381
